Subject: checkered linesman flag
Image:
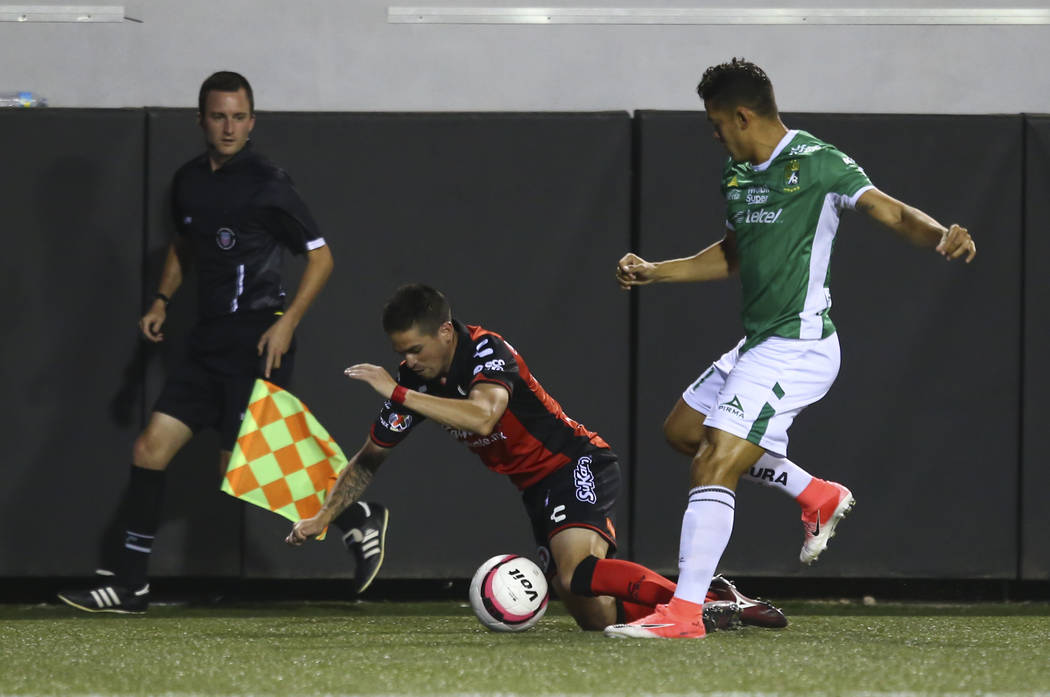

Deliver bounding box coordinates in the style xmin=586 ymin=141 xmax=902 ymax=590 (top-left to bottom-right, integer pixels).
xmin=222 ymin=379 xmax=348 ymax=540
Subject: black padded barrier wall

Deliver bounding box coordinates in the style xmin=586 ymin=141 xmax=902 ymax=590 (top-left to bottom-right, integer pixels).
xmin=1022 ymin=116 xmax=1050 ymax=580
xmin=632 ymin=112 xmax=1023 ymax=578
xmin=0 ymin=110 xmax=145 ymax=575
xmin=144 ymin=111 xmax=633 ymax=579
xmin=0 ymin=109 xmax=1035 ymax=583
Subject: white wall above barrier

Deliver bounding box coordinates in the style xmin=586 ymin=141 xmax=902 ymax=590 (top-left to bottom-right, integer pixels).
xmin=388 ymin=6 xmax=1050 ymax=25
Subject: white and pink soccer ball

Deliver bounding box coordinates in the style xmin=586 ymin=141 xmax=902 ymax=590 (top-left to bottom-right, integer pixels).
xmin=468 ymin=554 xmax=549 ymax=632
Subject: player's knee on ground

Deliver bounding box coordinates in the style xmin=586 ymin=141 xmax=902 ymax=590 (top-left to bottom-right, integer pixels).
xmin=551 ymin=572 xmax=614 ymax=631
xmin=548 ymin=553 xmax=617 ymax=631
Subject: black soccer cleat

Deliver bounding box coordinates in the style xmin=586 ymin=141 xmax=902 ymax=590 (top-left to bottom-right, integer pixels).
xmin=702 ymin=600 xmax=742 ymax=632
xmin=57 ymin=583 xmax=150 ymax=614
xmin=341 ymin=501 xmax=389 ymax=595
xmin=708 ymin=574 xmax=788 ymax=628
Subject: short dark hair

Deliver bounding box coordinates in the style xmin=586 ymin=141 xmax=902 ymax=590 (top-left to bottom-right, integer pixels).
xmin=198 ymin=71 xmax=254 ymax=115
xmin=382 ymin=284 xmax=452 ymax=336
xmin=696 ymin=58 xmax=777 ymax=117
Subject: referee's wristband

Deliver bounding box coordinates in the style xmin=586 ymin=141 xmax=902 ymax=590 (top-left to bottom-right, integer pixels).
xmin=391 ymin=385 xmax=408 ymax=405
xmin=153 ymin=292 xmax=170 ymax=306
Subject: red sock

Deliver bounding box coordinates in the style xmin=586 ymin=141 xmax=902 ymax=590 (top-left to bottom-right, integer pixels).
xmin=591 ymin=558 xmax=676 ymax=606
xmin=621 ymin=601 xmax=652 ymax=623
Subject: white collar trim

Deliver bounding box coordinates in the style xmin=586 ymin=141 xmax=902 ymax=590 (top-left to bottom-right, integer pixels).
xmin=752 ymin=129 xmax=797 ymax=171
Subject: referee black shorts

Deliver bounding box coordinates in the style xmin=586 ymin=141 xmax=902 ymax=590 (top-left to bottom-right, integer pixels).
xmin=520 ymin=449 xmax=620 ymax=577
xmin=152 ymin=309 xmax=296 ymax=451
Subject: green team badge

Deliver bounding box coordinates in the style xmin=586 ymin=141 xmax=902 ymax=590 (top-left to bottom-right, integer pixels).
xmin=784 ymin=159 xmax=800 ymax=192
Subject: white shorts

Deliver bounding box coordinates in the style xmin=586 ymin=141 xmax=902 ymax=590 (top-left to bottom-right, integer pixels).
xmin=681 ymin=334 xmax=840 ymax=456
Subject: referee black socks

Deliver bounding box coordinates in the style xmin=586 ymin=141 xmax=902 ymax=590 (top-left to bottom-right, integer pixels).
xmin=117 ymin=465 xmax=165 ymax=588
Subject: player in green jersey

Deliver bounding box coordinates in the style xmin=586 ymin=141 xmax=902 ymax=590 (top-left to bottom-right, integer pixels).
xmin=607 ymin=58 xmax=975 ymax=640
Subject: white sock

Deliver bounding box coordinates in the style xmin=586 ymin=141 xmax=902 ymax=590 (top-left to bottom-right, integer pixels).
xmin=674 ymin=485 xmax=735 ymax=605
xmin=743 ymin=453 xmax=813 ymax=498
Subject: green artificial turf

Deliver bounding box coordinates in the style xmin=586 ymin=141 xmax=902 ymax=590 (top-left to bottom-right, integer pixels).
xmin=2 ymin=600 xmax=1049 ymax=696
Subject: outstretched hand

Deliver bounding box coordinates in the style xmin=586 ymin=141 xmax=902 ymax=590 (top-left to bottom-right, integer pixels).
xmin=935 ymin=224 xmax=976 ymax=263
xmin=616 ymin=252 xmax=658 ymax=289
xmin=344 ymin=363 xmax=397 ymax=399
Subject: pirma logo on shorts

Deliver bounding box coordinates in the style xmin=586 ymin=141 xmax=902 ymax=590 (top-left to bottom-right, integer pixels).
xmin=718 ymin=395 xmax=745 ymax=419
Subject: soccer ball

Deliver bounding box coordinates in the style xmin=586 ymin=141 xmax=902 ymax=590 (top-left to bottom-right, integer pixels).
xmin=468 ymin=554 xmax=549 ymax=632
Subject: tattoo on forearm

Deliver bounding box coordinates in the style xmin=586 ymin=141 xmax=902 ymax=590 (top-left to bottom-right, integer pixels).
xmin=324 ymin=458 xmax=380 ymax=517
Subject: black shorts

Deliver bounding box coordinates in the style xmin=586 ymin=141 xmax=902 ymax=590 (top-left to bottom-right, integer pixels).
xmin=521 ymin=450 xmax=620 ymax=576
xmin=152 ymin=309 xmax=296 ymax=451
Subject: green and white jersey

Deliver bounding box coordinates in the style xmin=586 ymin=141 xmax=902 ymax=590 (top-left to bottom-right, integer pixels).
xmin=722 ymin=129 xmax=873 ymax=352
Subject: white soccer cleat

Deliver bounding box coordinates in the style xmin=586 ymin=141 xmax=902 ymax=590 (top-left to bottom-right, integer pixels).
xmin=800 ymin=481 xmax=855 ymax=565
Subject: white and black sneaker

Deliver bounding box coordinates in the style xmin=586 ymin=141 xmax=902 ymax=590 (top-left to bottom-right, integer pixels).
xmin=57 ymin=583 xmax=150 ymax=614
xmin=340 ymin=502 xmax=389 ymax=594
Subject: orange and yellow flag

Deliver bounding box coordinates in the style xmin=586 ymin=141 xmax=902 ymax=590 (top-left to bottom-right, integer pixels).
xmin=222 ymin=379 xmax=347 ymax=539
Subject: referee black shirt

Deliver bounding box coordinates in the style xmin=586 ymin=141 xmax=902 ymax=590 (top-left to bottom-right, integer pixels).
xmin=170 ymin=143 xmax=325 ymax=320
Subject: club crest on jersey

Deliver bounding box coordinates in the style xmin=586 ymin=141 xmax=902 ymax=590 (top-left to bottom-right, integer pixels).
xmin=386 ymin=412 xmax=412 ymax=433
xmin=215 ymin=227 xmax=237 ymax=250
xmin=784 ymin=160 xmax=801 ymax=192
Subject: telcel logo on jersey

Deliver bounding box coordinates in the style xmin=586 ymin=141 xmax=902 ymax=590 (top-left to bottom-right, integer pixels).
xmin=744 ymin=208 xmax=783 ymax=224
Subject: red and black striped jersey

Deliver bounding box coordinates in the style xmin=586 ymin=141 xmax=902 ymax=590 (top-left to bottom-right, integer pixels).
xmin=370 ymin=320 xmax=611 ymax=489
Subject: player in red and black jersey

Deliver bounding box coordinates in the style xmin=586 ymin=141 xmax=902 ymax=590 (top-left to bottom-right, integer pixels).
xmin=368 ymin=318 xmax=611 ymax=491
xmin=287 ymin=284 xmax=786 ymax=632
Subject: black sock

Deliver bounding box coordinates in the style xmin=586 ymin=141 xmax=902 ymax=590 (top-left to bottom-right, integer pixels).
xmin=117 ymin=466 xmax=165 ymax=588
xmin=569 ymin=554 xmax=600 ymax=597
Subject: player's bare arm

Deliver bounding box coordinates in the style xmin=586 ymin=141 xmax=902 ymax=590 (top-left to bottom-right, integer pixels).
xmin=616 ymin=229 xmax=738 ymax=289
xmin=345 ymin=364 xmax=510 ymax=436
xmin=285 ymin=438 xmax=389 ymax=545
xmin=258 ymin=244 xmax=334 ymax=378
xmin=856 ymin=188 xmax=976 ymax=263
xmin=139 ymin=238 xmax=191 ymax=343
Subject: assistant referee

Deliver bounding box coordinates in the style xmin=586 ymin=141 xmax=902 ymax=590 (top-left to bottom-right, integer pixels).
xmin=59 ymin=71 xmax=334 ymax=613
